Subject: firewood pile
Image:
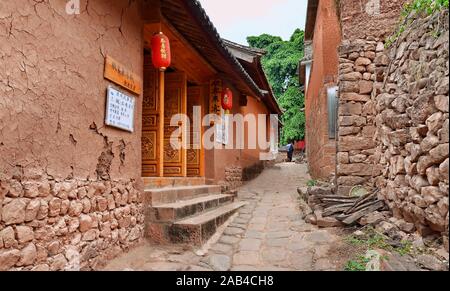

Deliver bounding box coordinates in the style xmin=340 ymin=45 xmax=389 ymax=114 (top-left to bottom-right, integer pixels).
xmin=298 ymin=186 xmax=388 ymax=227
xmin=308 ymin=190 xmax=386 ymax=225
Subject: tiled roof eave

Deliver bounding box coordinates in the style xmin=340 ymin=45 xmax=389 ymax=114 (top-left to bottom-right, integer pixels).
xmin=185 ymin=0 xmax=266 ymax=100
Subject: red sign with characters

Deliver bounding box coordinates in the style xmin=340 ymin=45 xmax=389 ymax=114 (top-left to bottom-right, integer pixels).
xmin=151 ymin=32 xmax=171 ymax=71
xmin=221 ymin=87 xmax=233 ymax=112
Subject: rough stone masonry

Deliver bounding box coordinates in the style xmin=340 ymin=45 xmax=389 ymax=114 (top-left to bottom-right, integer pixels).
xmin=337 ymin=39 xmax=382 ymax=195
xmin=336 ymin=1 xmax=448 ymax=248
xmin=374 ymin=9 xmax=449 ymax=245
xmin=0 ymin=179 xmax=145 ymax=271
xmin=336 ymin=0 xmax=408 ymax=196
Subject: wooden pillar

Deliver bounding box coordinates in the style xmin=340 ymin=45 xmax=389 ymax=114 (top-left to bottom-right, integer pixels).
xmin=159 ymin=70 xmax=165 ymax=177
xmin=199 ymin=85 xmax=206 ymax=178
xmin=183 ymin=89 xmax=188 ymax=178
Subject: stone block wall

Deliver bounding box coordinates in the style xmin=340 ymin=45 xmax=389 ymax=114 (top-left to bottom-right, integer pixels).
xmin=374 ymin=10 xmax=449 ymax=238
xmin=223 ymin=166 xmax=243 ymax=191
xmin=339 ymin=0 xmax=408 ymax=41
xmin=335 ymin=0 xmax=407 ymax=195
xmin=0 ymin=178 xmax=144 ymax=271
xmin=336 ymin=39 xmax=382 ymax=195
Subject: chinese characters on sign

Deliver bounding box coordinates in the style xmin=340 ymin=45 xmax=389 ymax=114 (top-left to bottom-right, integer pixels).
xmin=209 ymin=79 xmax=223 ymax=116
xmin=105 ymin=86 xmax=135 ymax=132
xmin=215 ymin=109 xmax=229 ymax=145
xmin=104 ymin=55 xmax=142 ymax=95
xmin=160 ymin=37 xmax=168 ymax=60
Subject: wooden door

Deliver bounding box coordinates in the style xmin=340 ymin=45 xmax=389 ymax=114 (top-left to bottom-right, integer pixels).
xmin=163 ymin=72 xmax=187 ymax=177
xmin=187 ymin=87 xmax=203 ymax=177
xmin=142 ymin=55 xmax=159 ymax=177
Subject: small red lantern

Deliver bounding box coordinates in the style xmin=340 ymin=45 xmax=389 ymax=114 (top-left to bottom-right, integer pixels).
xmin=151 ymin=32 xmax=171 ymax=71
xmin=221 ymin=88 xmax=233 ymax=113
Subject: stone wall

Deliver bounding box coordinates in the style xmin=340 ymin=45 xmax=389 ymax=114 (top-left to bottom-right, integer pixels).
xmin=375 ymin=10 xmax=449 ymax=240
xmin=223 ymin=166 xmax=243 ymax=191
xmin=336 ymin=40 xmax=382 ymax=195
xmin=0 ymin=0 xmax=146 ymax=270
xmin=336 ymin=0 xmax=407 ymax=195
xmin=0 ymin=178 xmax=144 ymax=271
xmin=339 ymin=0 xmax=407 ymax=40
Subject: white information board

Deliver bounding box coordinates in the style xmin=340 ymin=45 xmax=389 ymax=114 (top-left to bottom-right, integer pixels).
xmin=105 ymin=86 xmax=135 ymax=132
xmin=215 ymin=110 xmax=229 ymax=145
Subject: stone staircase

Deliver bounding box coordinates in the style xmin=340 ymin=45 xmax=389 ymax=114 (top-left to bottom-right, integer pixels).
xmin=144 ymin=185 xmax=246 ymax=246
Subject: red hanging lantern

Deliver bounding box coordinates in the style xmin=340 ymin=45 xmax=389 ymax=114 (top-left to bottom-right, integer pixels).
xmin=151 ymin=32 xmax=171 ymax=71
xmin=221 ymin=88 xmax=233 ymax=113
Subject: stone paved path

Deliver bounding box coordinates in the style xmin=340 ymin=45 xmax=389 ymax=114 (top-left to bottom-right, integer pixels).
xmin=103 ymin=163 xmax=343 ymax=271
xmin=204 ymin=163 xmax=341 ymax=271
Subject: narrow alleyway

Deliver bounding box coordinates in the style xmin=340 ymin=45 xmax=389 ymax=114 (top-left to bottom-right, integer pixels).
xmin=103 ymin=163 xmax=345 ymax=271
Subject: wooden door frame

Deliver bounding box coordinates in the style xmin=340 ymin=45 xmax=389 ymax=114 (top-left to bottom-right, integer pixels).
xmin=162 ymin=71 xmax=187 ymax=177
xmin=187 ymin=86 xmax=206 ymax=177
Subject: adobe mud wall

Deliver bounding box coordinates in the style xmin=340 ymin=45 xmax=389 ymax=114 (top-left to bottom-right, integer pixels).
xmin=375 ymin=9 xmax=449 ymax=241
xmin=305 ymin=0 xmax=340 ymax=181
xmin=208 ymin=92 xmax=273 ymax=190
xmin=1 ymin=0 xmax=145 ymax=270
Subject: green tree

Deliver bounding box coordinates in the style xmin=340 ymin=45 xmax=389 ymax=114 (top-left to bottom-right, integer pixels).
xmin=247 ymin=29 xmax=305 ymax=144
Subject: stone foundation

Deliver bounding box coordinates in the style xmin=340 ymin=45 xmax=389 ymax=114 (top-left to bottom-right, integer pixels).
xmin=223 ymin=166 xmax=243 ymax=191
xmin=375 ymin=10 xmax=449 ymax=236
xmin=0 ymin=178 xmax=144 ymax=271
xmin=221 ymin=162 xmax=270 ymax=191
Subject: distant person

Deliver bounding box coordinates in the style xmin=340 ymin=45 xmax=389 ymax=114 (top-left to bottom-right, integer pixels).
xmin=287 ymin=141 xmax=295 ymax=162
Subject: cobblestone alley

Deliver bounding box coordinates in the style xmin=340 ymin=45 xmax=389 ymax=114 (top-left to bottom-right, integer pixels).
xmin=103 ymin=163 xmax=344 ymax=271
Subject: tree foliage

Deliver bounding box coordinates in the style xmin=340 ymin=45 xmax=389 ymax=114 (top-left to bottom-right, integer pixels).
xmin=247 ymin=29 xmax=305 ymax=144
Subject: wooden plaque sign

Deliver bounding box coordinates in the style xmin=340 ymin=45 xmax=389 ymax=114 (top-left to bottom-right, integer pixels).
xmin=104 ymin=55 xmax=142 ymax=95
xmin=209 ymin=79 xmax=222 ymax=116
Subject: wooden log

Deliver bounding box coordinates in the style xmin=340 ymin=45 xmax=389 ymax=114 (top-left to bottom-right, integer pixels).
xmin=313 ymin=195 xmax=359 ymax=200
xmin=342 ymin=201 xmax=385 ymax=225
xmin=322 ymin=198 xmax=360 ymax=204
xmin=334 ymin=213 xmax=352 ymax=221
xmin=349 ymin=199 xmax=382 ymax=214
xmin=322 ymin=203 xmax=355 ymax=217
xmin=345 ymin=192 xmax=377 ymax=214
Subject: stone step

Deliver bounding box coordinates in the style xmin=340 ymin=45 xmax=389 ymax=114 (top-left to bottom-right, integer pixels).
xmin=143 ymin=177 xmax=206 ymax=189
xmin=151 ymin=194 xmax=235 ymax=222
xmin=168 ymin=201 xmax=247 ymax=245
xmin=144 ymin=185 xmax=222 ymax=206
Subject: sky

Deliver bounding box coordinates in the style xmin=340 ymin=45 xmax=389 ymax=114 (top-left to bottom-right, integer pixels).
xmin=198 ymin=0 xmax=307 ymax=45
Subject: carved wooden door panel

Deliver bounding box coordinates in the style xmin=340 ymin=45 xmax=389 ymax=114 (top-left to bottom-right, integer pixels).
xmin=187 ymin=87 xmax=203 ymax=177
xmin=164 ymin=72 xmax=187 ymax=177
xmin=142 ymin=54 xmax=159 ymax=177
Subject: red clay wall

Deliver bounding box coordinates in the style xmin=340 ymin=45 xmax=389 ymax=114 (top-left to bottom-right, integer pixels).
xmin=205 ymin=83 xmax=272 ymax=189
xmin=0 ymin=0 xmax=145 ymax=270
xmin=305 ymin=0 xmax=341 ymax=180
